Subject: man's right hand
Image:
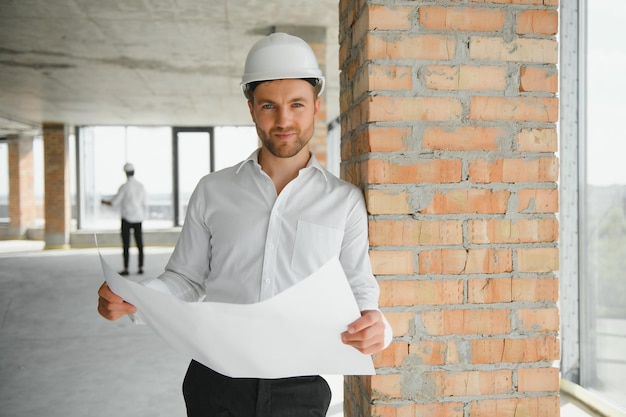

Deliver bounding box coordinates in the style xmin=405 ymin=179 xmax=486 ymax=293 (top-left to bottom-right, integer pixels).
xmin=97 ymin=282 xmax=137 ymax=320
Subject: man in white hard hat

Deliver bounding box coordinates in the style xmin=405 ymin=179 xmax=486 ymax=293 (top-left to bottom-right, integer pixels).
xmin=97 ymin=33 xmax=391 ymax=416
xmin=101 ymin=163 xmax=146 ymax=276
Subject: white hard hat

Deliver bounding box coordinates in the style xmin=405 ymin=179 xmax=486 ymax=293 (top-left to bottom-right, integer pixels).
xmin=123 ymin=163 xmax=134 ymax=173
xmin=241 ymin=32 xmax=325 ymax=95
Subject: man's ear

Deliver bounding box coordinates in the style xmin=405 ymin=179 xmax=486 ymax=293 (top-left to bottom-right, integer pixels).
xmin=247 ymin=100 xmax=256 ymax=124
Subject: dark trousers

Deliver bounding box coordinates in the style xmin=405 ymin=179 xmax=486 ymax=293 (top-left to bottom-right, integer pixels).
xmin=121 ymin=218 xmax=143 ymax=269
xmin=182 ymin=360 xmax=332 ymax=417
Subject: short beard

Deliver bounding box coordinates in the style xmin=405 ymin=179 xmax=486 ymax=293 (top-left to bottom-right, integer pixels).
xmin=258 ymin=128 xmax=310 ymax=159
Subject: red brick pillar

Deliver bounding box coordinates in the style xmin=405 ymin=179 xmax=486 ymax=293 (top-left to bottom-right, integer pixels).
xmin=7 ymin=135 xmax=36 ymax=238
xmin=275 ymin=26 xmax=328 ymax=167
xmin=43 ymin=123 xmax=71 ymax=249
xmin=339 ymin=1 xmax=560 ymax=416
xmin=308 ymin=36 xmax=328 ymax=168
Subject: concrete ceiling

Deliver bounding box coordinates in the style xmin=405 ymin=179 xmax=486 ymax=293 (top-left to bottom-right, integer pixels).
xmin=0 ymin=0 xmax=341 ymax=137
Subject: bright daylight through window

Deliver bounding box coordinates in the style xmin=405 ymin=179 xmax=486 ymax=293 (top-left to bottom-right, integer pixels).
xmin=578 ymin=0 xmax=626 ymax=410
xmin=76 ymin=125 xmax=258 ymax=230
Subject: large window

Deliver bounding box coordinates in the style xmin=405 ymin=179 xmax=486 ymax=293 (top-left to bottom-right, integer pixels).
xmin=213 ymin=126 xmax=259 ymax=171
xmin=175 ymin=128 xmax=212 ymax=226
xmin=77 ymin=125 xmax=258 ymax=229
xmin=580 ymin=0 xmax=626 ymax=409
xmin=561 ymin=0 xmax=626 ymax=412
xmin=78 ymin=126 xmax=173 ymax=229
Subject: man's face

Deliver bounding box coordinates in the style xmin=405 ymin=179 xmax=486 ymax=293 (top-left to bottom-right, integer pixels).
xmin=248 ymin=79 xmax=320 ymax=159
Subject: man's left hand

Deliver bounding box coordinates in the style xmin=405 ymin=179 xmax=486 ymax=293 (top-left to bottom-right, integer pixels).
xmin=341 ymin=310 xmax=386 ymax=354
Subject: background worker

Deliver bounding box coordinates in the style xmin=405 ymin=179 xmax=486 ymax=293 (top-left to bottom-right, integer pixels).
xmin=97 ymin=33 xmax=391 ymax=416
xmin=101 ymin=162 xmax=146 ymax=276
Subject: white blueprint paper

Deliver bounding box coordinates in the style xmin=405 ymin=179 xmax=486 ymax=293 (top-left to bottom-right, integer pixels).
xmin=100 ymin=255 xmax=375 ymax=378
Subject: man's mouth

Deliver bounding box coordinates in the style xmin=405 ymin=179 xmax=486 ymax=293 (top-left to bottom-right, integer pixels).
xmin=274 ymin=131 xmax=296 ymax=140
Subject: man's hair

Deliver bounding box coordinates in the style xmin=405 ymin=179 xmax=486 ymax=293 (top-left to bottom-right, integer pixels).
xmin=243 ymin=78 xmax=323 ymax=102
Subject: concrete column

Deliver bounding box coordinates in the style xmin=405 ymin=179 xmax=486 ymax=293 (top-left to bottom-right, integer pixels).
xmin=42 ymin=122 xmax=71 ymax=249
xmin=7 ymin=135 xmax=36 ymax=238
xmin=274 ymin=25 xmax=328 ymax=167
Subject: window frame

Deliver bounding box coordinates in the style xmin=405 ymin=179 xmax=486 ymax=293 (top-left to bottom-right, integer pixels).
xmin=559 ymin=0 xmax=585 ymax=384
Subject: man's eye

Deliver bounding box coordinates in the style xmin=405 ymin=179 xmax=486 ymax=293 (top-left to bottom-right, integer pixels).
xmin=293 ymin=103 xmax=304 ymax=108
xmin=261 ymin=104 xmax=274 ymax=110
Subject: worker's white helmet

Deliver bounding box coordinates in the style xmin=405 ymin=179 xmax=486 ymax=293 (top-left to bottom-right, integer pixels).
xmin=241 ymin=32 xmax=325 ymax=96
xmin=123 ymin=163 xmax=134 ymax=173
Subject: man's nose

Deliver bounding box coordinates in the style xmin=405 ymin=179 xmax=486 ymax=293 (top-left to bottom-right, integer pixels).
xmin=275 ymin=107 xmax=292 ymax=127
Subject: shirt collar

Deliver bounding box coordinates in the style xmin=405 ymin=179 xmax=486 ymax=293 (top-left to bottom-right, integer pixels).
xmin=235 ymin=147 xmax=329 ymax=181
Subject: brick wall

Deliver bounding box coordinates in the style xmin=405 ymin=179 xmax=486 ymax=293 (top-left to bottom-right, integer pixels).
xmin=310 ymin=38 xmax=329 ymax=167
xmin=43 ymin=122 xmax=71 ymax=248
xmin=7 ymin=136 xmax=36 ymax=237
xmin=339 ymin=1 xmax=560 ymax=416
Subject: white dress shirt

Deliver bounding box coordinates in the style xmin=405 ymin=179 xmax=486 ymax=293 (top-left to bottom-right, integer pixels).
xmin=110 ymin=176 xmax=146 ymax=223
xmin=149 ymin=149 xmax=391 ymax=345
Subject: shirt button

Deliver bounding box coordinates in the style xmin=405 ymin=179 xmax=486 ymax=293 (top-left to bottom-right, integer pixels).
xmin=265 ymin=279 xmax=270 ymax=284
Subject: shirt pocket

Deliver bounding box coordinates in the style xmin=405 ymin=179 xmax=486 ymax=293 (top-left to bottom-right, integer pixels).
xmin=291 ymin=220 xmax=344 ymax=276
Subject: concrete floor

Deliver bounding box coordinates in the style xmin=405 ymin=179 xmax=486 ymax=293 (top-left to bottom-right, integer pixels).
xmin=0 ymin=241 xmax=606 ymax=417
xmin=0 ymin=242 xmax=343 ymax=417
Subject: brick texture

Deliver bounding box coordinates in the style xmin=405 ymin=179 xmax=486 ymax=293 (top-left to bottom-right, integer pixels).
xmin=306 ymin=37 xmax=328 ymax=167
xmin=43 ymin=123 xmax=71 ymax=248
xmin=339 ymin=0 xmax=560 ymax=416
xmin=7 ymin=136 xmax=37 ymax=236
